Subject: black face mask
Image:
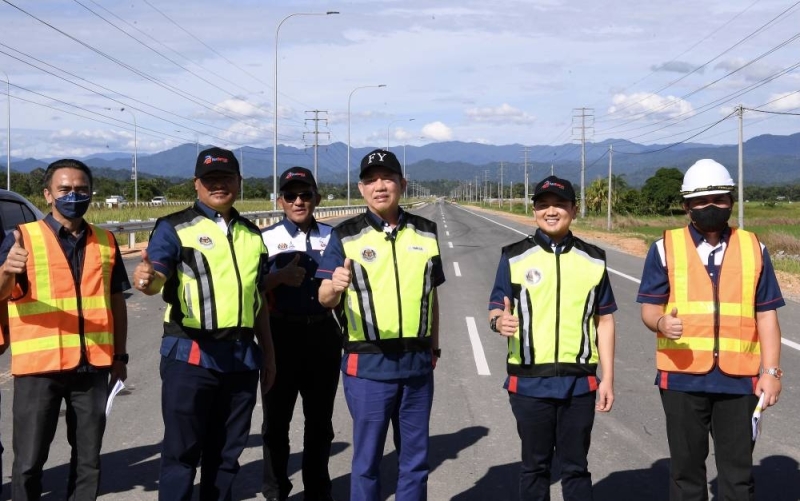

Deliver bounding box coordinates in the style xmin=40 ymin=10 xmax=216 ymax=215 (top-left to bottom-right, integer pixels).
xmin=689 ymin=205 xmax=731 ymax=233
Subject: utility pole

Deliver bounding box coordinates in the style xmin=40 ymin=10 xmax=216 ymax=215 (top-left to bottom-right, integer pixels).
xmin=607 ymin=144 xmax=613 ymax=231
xmin=737 ymin=104 xmax=745 ymax=229
xmin=499 ymin=161 xmax=504 ymax=208
xmin=304 ymin=110 xmax=329 ymax=180
xmin=240 ymin=147 xmax=245 ymax=200
xmin=522 ymin=146 xmax=530 ymax=213
xmin=484 ymin=170 xmax=489 ymax=206
xmin=573 ymin=107 xmax=594 ymax=218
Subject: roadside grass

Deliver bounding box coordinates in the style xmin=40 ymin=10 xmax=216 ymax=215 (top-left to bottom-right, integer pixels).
xmin=467 ymin=199 xmax=800 ymax=275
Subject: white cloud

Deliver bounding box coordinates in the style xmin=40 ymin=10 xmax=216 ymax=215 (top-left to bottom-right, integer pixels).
xmin=714 ymin=59 xmax=782 ymax=83
xmin=763 ymin=91 xmax=800 ymax=112
xmin=465 ymin=104 xmax=536 ymax=124
xmin=421 ymin=122 xmax=453 ymax=141
xmin=607 ymin=93 xmax=695 ymax=120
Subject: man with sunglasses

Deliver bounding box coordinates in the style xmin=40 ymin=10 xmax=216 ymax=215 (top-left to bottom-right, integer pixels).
xmin=260 ymin=167 xmax=341 ymax=501
xmin=133 ymin=146 xmax=276 ymax=501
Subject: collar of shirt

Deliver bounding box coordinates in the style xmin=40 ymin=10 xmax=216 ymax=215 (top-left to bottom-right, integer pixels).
xmin=534 ymin=228 xmax=573 ymax=254
xmin=686 ymin=223 xmax=731 ymax=247
xmin=194 ymin=200 xmax=241 ymax=233
xmin=280 ymin=216 xmax=319 ymax=237
xmin=45 ymin=213 xmax=88 ymax=240
xmin=365 ymin=206 xmax=406 ymax=233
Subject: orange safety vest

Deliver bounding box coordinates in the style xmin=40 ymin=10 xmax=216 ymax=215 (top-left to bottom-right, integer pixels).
xmin=7 ymin=220 xmax=116 ymax=375
xmin=658 ymin=227 xmax=762 ymax=376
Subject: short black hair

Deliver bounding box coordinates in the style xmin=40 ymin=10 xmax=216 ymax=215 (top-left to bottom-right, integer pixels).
xmin=43 ymin=159 xmax=94 ymax=191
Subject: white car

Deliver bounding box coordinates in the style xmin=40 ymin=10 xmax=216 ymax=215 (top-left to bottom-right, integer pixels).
xmin=151 ymin=196 xmax=167 ymax=205
xmin=105 ymin=195 xmax=127 ymax=206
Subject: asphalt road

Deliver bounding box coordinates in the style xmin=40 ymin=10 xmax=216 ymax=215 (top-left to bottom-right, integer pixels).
xmin=0 ymin=200 xmax=797 ymax=500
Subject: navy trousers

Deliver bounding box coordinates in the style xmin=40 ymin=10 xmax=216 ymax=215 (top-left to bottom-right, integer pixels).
xmin=509 ymin=391 xmax=596 ymax=501
xmin=158 ymin=357 xmax=258 ymax=501
xmin=343 ymin=372 xmax=434 ymax=501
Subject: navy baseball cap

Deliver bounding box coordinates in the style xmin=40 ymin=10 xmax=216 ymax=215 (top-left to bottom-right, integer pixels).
xmin=532 ymin=176 xmax=576 ymax=203
xmin=279 ymin=166 xmax=317 ymax=191
xmin=195 ymin=147 xmax=240 ymax=178
xmin=360 ymin=149 xmax=403 ymax=178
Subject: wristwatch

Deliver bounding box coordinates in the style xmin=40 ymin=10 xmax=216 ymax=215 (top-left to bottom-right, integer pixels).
xmin=764 ymin=367 xmax=783 ymax=379
xmin=489 ymin=315 xmax=501 ymax=333
xmin=113 ymin=353 xmax=129 ymax=364
xmin=432 ymin=348 xmax=442 ymax=359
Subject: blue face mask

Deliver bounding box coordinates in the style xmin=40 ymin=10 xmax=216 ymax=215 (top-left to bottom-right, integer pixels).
xmin=54 ymin=191 xmax=92 ymax=219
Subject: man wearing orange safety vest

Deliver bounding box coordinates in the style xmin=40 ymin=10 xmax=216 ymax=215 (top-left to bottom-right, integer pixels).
xmin=0 ymin=159 xmax=129 ymax=501
xmin=637 ymin=159 xmax=784 ymax=501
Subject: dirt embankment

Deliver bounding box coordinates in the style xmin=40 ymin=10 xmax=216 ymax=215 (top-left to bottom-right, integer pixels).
xmin=468 ymin=205 xmax=800 ymax=302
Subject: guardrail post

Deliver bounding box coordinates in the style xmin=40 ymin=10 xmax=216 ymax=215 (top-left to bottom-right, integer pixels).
xmin=128 ymin=232 xmax=136 ymax=249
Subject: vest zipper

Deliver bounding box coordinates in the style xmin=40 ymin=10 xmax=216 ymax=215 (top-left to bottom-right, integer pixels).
xmin=712 ymin=254 xmax=722 ymax=365
xmin=554 ymin=251 xmax=562 ymax=374
xmin=389 ymin=232 xmax=403 ymax=337
xmin=228 ymin=230 xmax=244 ymax=328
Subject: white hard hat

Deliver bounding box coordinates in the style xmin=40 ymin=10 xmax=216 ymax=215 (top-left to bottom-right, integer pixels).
xmin=680 ymin=159 xmax=735 ymax=198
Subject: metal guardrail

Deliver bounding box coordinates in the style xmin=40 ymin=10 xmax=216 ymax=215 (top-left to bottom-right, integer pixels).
xmin=95 ymin=204 xmax=375 ymax=250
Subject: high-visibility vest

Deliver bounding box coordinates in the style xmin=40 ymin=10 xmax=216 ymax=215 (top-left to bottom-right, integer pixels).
xmin=8 ymin=220 xmax=116 ymax=375
xmin=658 ymin=227 xmax=762 ymax=375
xmin=505 ymin=234 xmax=606 ymax=376
xmin=338 ymin=212 xmax=440 ymax=354
xmin=160 ymin=207 xmax=266 ymax=341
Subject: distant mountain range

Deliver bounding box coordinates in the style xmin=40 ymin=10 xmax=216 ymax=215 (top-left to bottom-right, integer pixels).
xmin=8 ymin=132 xmax=800 ymax=187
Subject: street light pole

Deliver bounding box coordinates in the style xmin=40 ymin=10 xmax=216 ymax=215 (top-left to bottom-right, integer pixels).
xmin=274 ymin=11 xmax=338 ymax=210
xmin=347 ymin=84 xmax=386 ymax=205
xmin=387 ymin=118 xmax=414 ymax=151
xmin=1 ymin=70 xmax=10 ymax=191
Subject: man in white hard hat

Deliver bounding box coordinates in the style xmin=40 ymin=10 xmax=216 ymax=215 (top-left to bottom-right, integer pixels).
xmin=636 ymin=159 xmax=784 ymax=501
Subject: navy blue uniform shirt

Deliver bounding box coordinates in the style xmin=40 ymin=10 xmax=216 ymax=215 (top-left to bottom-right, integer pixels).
xmin=488 ymin=229 xmax=617 ymax=399
xmin=316 ymin=208 xmax=445 ymax=381
xmin=636 ymin=224 xmax=785 ymax=394
xmin=147 ymin=201 xmax=264 ymax=372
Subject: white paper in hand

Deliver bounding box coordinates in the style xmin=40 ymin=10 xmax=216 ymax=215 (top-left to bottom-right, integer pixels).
xmin=106 ymin=379 xmax=126 ymax=417
xmin=751 ymin=392 xmax=766 ymax=442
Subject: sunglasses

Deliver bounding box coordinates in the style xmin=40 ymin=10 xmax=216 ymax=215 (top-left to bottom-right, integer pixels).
xmin=282 ymin=191 xmax=314 ymax=202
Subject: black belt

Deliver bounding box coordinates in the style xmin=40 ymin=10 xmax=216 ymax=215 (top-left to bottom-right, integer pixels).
xmin=271 ymin=311 xmax=332 ymax=325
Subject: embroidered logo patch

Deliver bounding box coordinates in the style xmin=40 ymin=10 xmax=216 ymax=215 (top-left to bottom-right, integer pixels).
xmin=361 ymin=247 xmax=377 ymax=262
xmin=525 ymin=268 xmax=542 ymax=285
xmin=277 ymin=243 xmax=288 ymax=250
xmin=198 ymin=235 xmax=214 ymax=249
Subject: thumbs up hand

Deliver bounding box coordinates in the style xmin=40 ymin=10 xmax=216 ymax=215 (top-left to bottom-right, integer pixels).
xmin=497 ymin=296 xmax=519 ymax=337
xmin=3 ymin=230 xmax=29 ymax=275
xmin=279 ymin=254 xmax=306 ymax=287
xmin=133 ymin=249 xmax=156 ymax=292
xmin=331 ymin=258 xmax=352 ymax=293
xmin=658 ymin=307 xmax=683 ymax=340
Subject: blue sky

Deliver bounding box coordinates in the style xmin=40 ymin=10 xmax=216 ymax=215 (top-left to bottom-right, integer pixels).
xmin=1 ymin=0 xmax=799 ymax=160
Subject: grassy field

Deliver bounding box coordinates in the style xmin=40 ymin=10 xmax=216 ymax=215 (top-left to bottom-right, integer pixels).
xmin=471 ymin=198 xmax=800 ymax=275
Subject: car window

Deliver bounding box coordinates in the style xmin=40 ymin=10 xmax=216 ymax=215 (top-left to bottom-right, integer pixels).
xmin=0 ymin=200 xmax=39 ymax=232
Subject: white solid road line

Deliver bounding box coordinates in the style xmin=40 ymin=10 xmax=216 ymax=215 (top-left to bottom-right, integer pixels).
xmin=466 ymin=317 xmax=491 ymax=376
xmin=453 ymin=262 xmax=462 ymax=277
xmin=450 ymin=203 xmax=800 ymax=353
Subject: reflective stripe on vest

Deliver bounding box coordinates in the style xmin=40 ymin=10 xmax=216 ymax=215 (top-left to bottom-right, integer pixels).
xmin=659 ymin=227 xmax=762 ymax=375
xmin=8 ymin=220 xmax=115 ymax=375
xmin=340 ymin=218 xmax=439 ymax=352
xmin=506 ymin=239 xmax=605 ymax=376
xmin=163 ymin=212 xmax=264 ymax=339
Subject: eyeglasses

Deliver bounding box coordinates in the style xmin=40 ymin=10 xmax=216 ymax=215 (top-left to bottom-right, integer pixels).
xmin=282 ymin=191 xmax=314 ymax=202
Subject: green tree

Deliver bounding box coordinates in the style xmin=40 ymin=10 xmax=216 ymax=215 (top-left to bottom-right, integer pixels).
xmin=641 ymin=167 xmax=683 ymax=214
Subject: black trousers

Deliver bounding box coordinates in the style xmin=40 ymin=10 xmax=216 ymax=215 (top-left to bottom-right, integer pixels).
xmin=12 ymin=370 xmax=109 ymax=501
xmin=509 ymin=391 xmax=596 ymax=501
xmin=660 ymin=389 xmax=759 ymax=501
xmin=262 ymin=316 xmax=342 ymax=501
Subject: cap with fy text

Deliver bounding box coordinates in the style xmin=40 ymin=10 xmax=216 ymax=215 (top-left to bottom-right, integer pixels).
xmin=360 ymin=149 xmax=403 ymax=178
xmin=279 ymin=166 xmax=317 ymax=191
xmin=532 ymin=175 xmax=576 ymax=203
xmin=195 ymin=147 xmax=240 ymax=178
